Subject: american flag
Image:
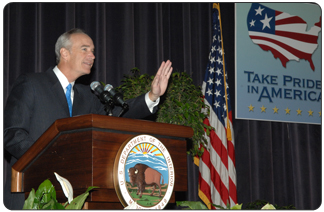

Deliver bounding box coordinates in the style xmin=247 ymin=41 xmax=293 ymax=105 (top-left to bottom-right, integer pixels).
xmin=247 ymin=3 xmax=321 ymax=71
xmin=198 ymin=3 xmax=237 ymax=209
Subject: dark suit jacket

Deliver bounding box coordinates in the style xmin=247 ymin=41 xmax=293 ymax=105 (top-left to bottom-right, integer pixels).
xmin=3 ymin=67 xmax=156 ymax=209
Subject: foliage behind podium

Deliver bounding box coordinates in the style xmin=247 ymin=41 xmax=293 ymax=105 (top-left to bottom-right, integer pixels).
xmin=116 ymin=68 xmax=211 ymax=158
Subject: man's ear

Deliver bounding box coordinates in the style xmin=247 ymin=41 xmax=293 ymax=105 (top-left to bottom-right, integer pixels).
xmin=60 ymin=48 xmax=70 ymax=61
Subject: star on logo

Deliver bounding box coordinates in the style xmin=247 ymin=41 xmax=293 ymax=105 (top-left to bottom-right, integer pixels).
xmin=260 ymin=13 xmax=273 ymax=30
xmin=273 ymin=106 xmax=279 ymax=114
xmin=249 ymin=19 xmax=256 ymax=27
xmin=248 ymin=104 xmax=254 ymax=112
xmin=319 ymin=111 xmax=322 ymax=117
xmin=255 ymin=6 xmax=264 ymax=16
xmin=308 ymin=109 xmax=314 ymax=116
xmin=296 ymin=108 xmax=302 ymax=115
xmin=260 ymin=105 xmax=266 ymax=113
xmin=285 ymin=107 xmax=291 ymax=115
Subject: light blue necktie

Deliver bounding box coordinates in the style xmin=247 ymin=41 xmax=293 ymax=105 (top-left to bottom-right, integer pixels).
xmin=66 ymin=84 xmax=72 ymax=117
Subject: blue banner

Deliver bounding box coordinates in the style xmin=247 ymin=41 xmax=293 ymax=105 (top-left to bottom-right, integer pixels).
xmin=235 ymin=3 xmax=321 ymax=124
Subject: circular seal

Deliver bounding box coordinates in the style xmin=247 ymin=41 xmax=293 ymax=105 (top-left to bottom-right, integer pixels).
xmin=113 ymin=134 xmax=175 ymax=209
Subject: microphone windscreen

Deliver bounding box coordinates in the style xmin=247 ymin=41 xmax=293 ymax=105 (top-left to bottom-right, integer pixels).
xmin=104 ymin=84 xmax=113 ymax=92
xmin=90 ymin=81 xmax=101 ymax=91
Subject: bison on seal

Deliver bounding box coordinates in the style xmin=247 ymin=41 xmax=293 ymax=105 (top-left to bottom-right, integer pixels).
xmin=128 ymin=163 xmax=164 ymax=198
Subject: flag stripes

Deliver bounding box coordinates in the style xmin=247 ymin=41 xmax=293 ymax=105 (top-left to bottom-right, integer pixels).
xmin=198 ymin=3 xmax=237 ymax=209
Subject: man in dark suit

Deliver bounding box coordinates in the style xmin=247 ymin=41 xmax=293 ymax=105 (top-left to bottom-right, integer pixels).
xmin=3 ymin=28 xmax=173 ymax=209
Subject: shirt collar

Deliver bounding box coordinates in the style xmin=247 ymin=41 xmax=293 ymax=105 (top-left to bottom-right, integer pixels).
xmin=53 ymin=66 xmax=75 ymax=89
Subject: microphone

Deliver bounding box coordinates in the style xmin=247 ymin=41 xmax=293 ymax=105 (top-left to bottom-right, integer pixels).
xmin=90 ymin=81 xmax=113 ymax=105
xmin=104 ymin=84 xmax=129 ymax=110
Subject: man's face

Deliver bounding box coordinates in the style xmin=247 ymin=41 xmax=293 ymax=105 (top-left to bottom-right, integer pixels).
xmin=66 ymin=33 xmax=95 ymax=77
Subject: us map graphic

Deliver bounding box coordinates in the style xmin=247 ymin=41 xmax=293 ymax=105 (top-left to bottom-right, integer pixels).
xmin=247 ymin=3 xmax=321 ymax=71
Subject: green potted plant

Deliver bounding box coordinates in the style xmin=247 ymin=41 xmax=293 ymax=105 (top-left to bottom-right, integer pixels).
xmin=116 ymin=68 xmax=212 ymax=158
xmin=23 ymin=172 xmax=97 ymax=209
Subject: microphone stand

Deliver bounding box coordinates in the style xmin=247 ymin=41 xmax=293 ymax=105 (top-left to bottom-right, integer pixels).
xmin=104 ymin=101 xmax=115 ymax=116
xmin=99 ymin=91 xmax=115 ymax=116
xmin=117 ymin=104 xmax=129 ymax=117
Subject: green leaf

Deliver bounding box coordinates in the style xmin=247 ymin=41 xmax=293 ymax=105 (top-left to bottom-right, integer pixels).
xmin=55 ymin=202 xmax=66 ymax=209
xmin=40 ymin=193 xmax=53 ymax=205
xmin=35 ymin=179 xmax=56 ymax=200
xmin=212 ymin=204 xmax=226 ymax=210
xmin=41 ymin=198 xmax=55 ymax=210
xmin=65 ymin=186 xmax=98 ymax=209
xmin=176 ymin=201 xmax=208 ymax=209
xmin=85 ymin=186 xmax=99 ymax=193
xmin=65 ymin=193 xmax=89 ymax=209
xmin=261 ymin=203 xmax=276 ymax=209
xmin=231 ymin=203 xmax=243 ymax=209
xmin=23 ymin=188 xmax=36 ymax=209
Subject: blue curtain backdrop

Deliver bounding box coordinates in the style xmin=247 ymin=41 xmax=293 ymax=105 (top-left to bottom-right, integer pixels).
xmin=3 ymin=3 xmax=321 ymax=209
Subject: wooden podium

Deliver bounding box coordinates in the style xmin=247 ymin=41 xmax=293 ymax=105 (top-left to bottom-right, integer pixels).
xmin=11 ymin=114 xmax=193 ymax=209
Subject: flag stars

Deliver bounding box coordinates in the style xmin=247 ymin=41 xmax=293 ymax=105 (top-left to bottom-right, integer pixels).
xmin=215 ymin=79 xmax=222 ymax=86
xmin=209 ymin=67 xmax=215 ymax=74
xmin=223 ymin=93 xmax=229 ymax=101
xmin=223 ymin=104 xmax=227 ymax=111
xmin=207 ymin=77 xmax=214 ymax=85
xmin=255 ymin=6 xmax=264 ymax=16
xmin=217 ymin=46 xmax=223 ymax=55
xmin=218 ymin=35 xmax=221 ymax=42
xmin=214 ymin=101 xmax=220 ymax=108
xmin=213 ymin=35 xmax=217 ymax=42
xmin=215 ymin=90 xmax=221 ymax=97
xmin=206 ymin=88 xmax=213 ymax=96
xmin=211 ymin=45 xmax=216 ymax=53
xmin=249 ymin=19 xmax=256 ymax=27
xmin=216 ymin=57 xmax=223 ymax=65
xmin=260 ymin=13 xmax=273 ymax=30
xmin=216 ymin=68 xmax=222 ymax=76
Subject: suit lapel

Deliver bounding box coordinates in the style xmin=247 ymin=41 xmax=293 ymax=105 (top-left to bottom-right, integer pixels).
xmin=72 ymin=86 xmax=81 ymax=116
xmin=46 ymin=69 xmax=70 ymax=117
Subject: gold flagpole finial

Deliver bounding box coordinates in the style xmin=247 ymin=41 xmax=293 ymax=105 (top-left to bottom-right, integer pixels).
xmin=213 ymin=3 xmax=219 ymax=9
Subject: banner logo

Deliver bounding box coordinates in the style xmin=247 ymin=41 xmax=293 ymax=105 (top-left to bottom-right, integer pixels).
xmin=236 ymin=3 xmax=321 ymax=124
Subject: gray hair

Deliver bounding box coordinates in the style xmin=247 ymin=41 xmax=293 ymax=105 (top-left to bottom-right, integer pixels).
xmin=55 ymin=28 xmax=86 ymax=64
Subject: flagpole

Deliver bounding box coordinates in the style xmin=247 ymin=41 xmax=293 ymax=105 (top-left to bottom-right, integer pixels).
xmin=214 ymin=3 xmax=232 ymax=141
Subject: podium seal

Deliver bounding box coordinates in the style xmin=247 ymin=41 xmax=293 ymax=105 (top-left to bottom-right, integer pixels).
xmin=113 ymin=134 xmax=175 ymax=209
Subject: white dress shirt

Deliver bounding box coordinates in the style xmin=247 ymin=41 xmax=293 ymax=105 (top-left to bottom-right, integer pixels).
xmin=53 ymin=66 xmax=159 ymax=113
